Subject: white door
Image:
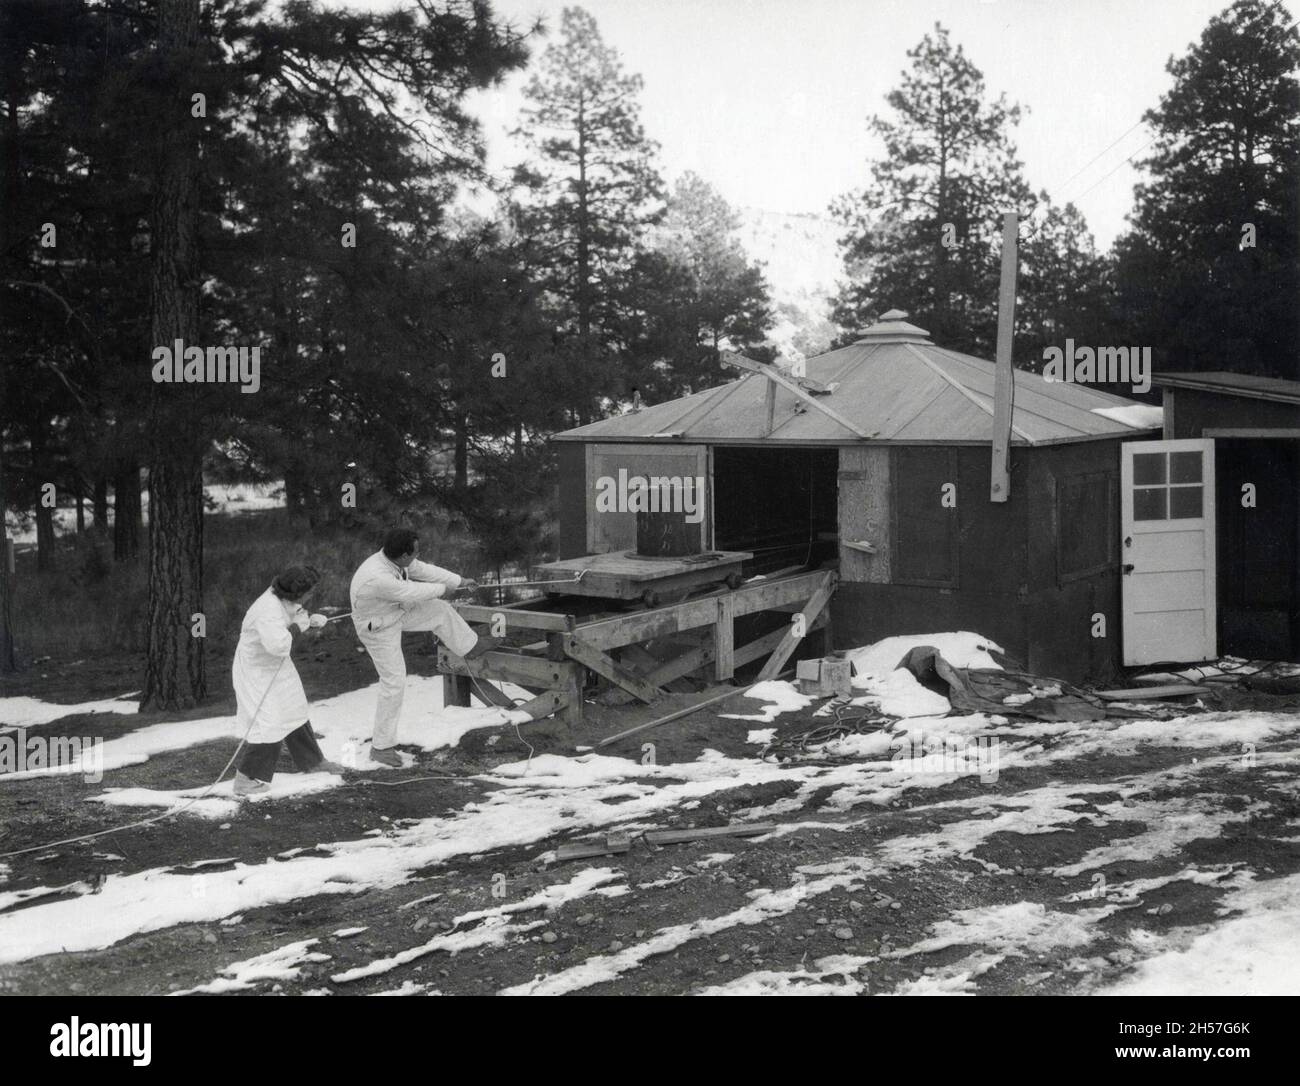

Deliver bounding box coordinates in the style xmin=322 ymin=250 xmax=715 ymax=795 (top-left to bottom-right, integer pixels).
xmin=1120 ymin=439 xmax=1216 ymax=665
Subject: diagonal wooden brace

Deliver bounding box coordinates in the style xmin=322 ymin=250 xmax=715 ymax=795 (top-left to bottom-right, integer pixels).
xmin=564 ymin=634 xmax=663 ymax=705
xmin=756 ymin=571 xmax=837 ymax=681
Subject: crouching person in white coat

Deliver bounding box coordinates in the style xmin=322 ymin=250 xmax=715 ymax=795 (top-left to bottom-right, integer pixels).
xmin=350 ymin=528 xmax=501 ymax=767
xmin=233 ymin=565 xmax=345 ymax=797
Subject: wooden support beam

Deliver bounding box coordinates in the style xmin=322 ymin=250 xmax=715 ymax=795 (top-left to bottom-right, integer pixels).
xmin=438 ymin=647 xmax=579 ymax=691
xmin=756 ymin=573 xmax=837 ymax=682
xmin=469 ymin=678 xmax=516 ymax=709
xmin=564 ymin=635 xmax=663 ymax=705
xmin=442 ymin=673 xmax=472 ymax=709
xmin=451 ymin=603 xmax=574 ymax=632
xmin=764 ymin=378 xmax=776 ymax=435
xmin=733 ymin=611 xmax=827 ymax=668
xmin=721 ymin=351 xmax=874 ymax=440
xmin=714 ymin=594 xmax=735 ymax=681
xmin=990 ymin=211 xmax=1017 ymax=503
xmin=601 ymin=639 xmax=718 ymax=706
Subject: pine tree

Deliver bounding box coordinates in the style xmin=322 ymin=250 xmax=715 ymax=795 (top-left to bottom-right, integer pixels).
xmin=511 ymin=6 xmax=664 ymax=358
xmin=829 ymin=23 xmax=1035 ymax=355
xmin=1114 ymin=0 xmax=1300 ymax=378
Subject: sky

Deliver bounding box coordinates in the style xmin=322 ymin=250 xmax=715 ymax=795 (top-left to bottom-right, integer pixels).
xmin=355 ymin=0 xmax=1299 ymax=251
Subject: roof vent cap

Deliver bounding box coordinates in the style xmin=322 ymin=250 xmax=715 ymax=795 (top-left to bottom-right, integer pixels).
xmin=854 ymin=310 xmax=932 ymax=343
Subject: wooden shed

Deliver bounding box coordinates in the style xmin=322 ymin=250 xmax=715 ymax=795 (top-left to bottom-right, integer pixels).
xmin=552 ymin=313 xmax=1162 ymax=682
xmin=1143 ymin=371 xmax=1300 ymax=663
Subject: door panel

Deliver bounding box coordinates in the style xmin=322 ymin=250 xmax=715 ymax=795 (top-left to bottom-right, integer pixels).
xmin=1121 ymin=439 xmax=1216 ymax=665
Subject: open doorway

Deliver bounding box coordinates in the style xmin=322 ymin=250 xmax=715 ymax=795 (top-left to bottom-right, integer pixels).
xmin=1216 ymin=439 xmax=1300 ymax=660
xmin=712 ymin=446 xmax=839 ymax=575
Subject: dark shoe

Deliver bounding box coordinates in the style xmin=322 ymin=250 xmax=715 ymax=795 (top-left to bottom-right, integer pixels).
xmin=462 ymin=635 xmax=504 ymax=661
xmin=369 ymin=746 xmax=402 ymax=768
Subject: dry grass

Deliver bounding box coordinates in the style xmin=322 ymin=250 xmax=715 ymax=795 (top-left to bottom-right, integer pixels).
xmin=10 ymin=506 xmax=540 ymax=659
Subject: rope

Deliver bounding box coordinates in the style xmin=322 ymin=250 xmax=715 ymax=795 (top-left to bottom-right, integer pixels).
xmin=1 ymin=652 xmax=290 ymax=860
xmin=759 ymin=702 xmax=894 ymax=763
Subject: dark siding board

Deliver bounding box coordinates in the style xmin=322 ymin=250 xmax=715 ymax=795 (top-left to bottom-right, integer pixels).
xmin=891 ymin=447 xmax=959 ymax=586
xmin=557 ymin=441 xmax=588 ymax=559
xmin=832 ymin=582 xmax=1032 ymax=674
xmin=1168 ymin=389 xmax=1300 ymax=438
xmin=953 ymin=446 xmax=1030 ymax=596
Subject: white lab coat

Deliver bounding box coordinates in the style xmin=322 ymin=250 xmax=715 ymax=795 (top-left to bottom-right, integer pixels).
xmin=232 ymin=588 xmax=311 ymax=745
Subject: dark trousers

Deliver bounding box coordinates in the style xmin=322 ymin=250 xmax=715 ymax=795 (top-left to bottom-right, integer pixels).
xmin=238 ymin=722 xmax=324 ymax=782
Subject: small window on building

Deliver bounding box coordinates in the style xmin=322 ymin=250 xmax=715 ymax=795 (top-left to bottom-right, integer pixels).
xmin=1131 ymin=449 xmax=1204 ymax=522
xmin=1058 ymin=471 xmax=1116 ymax=582
xmin=891 ymin=448 xmax=958 ymax=587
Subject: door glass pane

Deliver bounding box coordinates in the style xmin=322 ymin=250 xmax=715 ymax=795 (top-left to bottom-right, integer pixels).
xmin=1170 ymin=451 xmax=1202 ymax=484
xmin=1169 ymin=485 xmax=1203 ymax=519
xmin=1133 ymin=452 xmax=1166 ymax=486
xmin=1134 ymin=487 xmax=1167 ymax=520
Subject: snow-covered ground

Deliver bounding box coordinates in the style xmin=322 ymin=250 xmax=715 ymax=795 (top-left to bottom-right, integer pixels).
xmin=1 ymin=631 xmax=1297 ymax=996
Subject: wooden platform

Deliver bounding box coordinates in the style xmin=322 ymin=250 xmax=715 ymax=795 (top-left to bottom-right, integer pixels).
xmin=439 ymin=568 xmax=836 ymax=730
xmin=534 ymin=549 xmax=752 ymax=607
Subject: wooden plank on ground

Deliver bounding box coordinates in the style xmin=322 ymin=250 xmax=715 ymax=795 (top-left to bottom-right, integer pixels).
xmin=644 ymin=823 xmax=776 ymax=846
xmin=1095 ymin=684 xmax=1209 ymax=701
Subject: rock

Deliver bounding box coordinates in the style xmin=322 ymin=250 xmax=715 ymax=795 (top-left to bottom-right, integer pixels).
xmin=834 ymin=927 xmax=854 ymax=941
xmin=219 ymin=823 xmax=232 ymax=831
xmin=608 ymin=940 xmax=624 ymax=952
xmin=889 ymin=901 xmax=902 ymax=910
xmin=815 ymin=917 xmax=828 ymax=926
xmin=413 ymin=917 xmax=428 ymax=932
xmin=849 ymin=900 xmax=864 ymax=912
xmin=803 ymin=928 xmax=816 ymax=937
xmin=1157 ymin=903 xmax=1173 ymax=916
xmin=717 ymin=953 xmax=730 ymax=963
xmin=635 ymin=930 xmax=646 ymax=938
xmin=576 ymin=914 xmax=595 ymax=927
xmin=202 ymin=932 xmax=217 ymax=944
xmin=541 ymin=931 xmax=558 ymax=944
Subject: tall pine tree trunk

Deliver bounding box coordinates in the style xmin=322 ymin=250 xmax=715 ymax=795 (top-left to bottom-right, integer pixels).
xmin=113 ymin=462 xmax=142 ymax=560
xmin=29 ymin=416 xmax=56 ymax=572
xmin=454 ymin=413 xmax=469 ymax=492
xmin=141 ymin=0 xmax=205 ymax=711
xmin=93 ymin=476 xmax=108 ymax=535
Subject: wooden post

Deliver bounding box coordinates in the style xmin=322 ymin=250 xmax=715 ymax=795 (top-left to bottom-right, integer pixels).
xmin=714 ymin=594 xmax=735 ymax=680
xmin=990 ymin=211 xmax=1018 ymax=503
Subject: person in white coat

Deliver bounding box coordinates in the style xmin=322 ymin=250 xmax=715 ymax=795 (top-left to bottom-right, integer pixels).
xmin=350 ymin=528 xmax=500 ymax=766
xmin=232 ymin=565 xmax=345 ymax=797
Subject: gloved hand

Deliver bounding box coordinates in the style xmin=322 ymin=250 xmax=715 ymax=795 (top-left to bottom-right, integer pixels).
xmin=308 ymin=613 xmax=328 ymax=629
xmin=455 ymin=578 xmax=479 ymax=596
xmin=291 ymin=612 xmax=310 ymax=633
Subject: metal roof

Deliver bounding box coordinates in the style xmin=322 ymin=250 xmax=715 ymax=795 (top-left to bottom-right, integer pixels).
xmin=1153 ymin=371 xmax=1300 ymax=405
xmin=555 ymin=317 xmax=1161 ymax=446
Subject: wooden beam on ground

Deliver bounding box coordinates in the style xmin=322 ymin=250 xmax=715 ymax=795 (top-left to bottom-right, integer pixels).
xmin=721 ymin=351 xmax=874 ymax=440
xmin=755 ymin=572 xmax=836 ymax=682
xmin=1095 ymin=684 xmax=1209 ymax=701
xmin=644 ymin=823 xmax=776 ymax=846
xmin=564 ymin=635 xmax=663 ymax=705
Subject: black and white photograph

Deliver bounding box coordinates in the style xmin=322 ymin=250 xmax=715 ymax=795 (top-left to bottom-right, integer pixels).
xmin=0 ymin=0 xmax=1297 ymax=1047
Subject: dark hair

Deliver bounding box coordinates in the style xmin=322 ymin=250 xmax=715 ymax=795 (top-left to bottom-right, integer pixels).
xmin=382 ymin=528 xmax=419 ymax=561
xmin=271 ymin=565 xmax=321 ymax=601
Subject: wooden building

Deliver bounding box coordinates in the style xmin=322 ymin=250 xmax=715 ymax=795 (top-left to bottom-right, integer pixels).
xmin=1144 ymin=372 xmax=1300 ymax=664
xmin=552 ymin=313 xmax=1162 ymax=682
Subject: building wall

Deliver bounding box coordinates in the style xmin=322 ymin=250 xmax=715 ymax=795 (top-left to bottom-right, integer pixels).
xmin=834 ymin=441 xmax=1127 ymax=682
xmin=1166 ymin=387 xmax=1300 ymax=438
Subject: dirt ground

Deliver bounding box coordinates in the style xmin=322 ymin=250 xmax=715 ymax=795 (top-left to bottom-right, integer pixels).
xmin=2 ymin=639 xmax=1299 ymax=997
